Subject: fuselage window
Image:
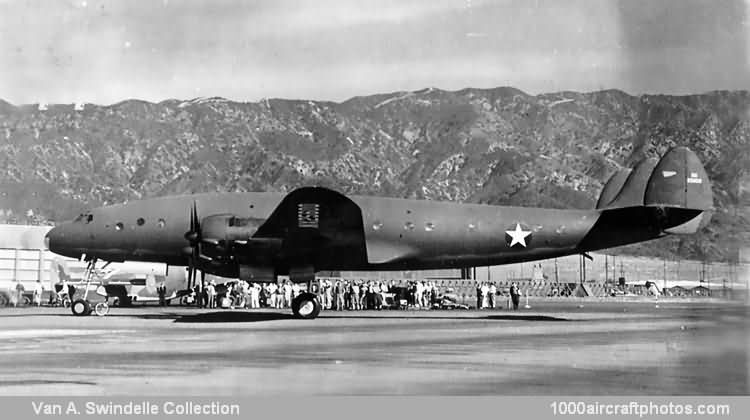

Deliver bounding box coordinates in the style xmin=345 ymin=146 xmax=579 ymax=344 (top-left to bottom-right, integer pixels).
xmin=425 ymin=222 xmax=435 ymax=232
xmin=115 ymin=222 xmax=124 ymax=231
xmin=136 ymin=217 xmax=145 ymax=226
xmin=157 ymin=218 xmax=166 ymax=228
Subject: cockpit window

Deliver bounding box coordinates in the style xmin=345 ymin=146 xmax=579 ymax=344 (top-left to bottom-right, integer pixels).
xmin=74 ymin=213 xmax=94 ymax=223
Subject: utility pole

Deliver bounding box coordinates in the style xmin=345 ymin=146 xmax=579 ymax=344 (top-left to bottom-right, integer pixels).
xmin=554 ymin=258 xmax=559 ymax=283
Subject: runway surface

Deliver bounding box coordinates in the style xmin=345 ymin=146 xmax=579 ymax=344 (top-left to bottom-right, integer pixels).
xmin=0 ymin=300 xmax=747 ymax=395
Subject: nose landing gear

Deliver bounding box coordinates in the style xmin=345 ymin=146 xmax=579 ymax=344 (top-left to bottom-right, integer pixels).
xmin=70 ymin=258 xmax=109 ymax=316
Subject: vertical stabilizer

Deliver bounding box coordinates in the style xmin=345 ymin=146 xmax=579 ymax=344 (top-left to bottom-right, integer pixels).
xmin=644 ymin=147 xmax=713 ymax=211
xmin=596 ymin=168 xmax=631 ymax=209
xmin=604 ymin=158 xmax=658 ymax=209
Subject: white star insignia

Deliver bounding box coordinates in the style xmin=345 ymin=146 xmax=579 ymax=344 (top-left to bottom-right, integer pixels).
xmin=506 ymin=223 xmax=532 ymax=247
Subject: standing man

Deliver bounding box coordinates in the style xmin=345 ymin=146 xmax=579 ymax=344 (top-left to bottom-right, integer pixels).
xmin=489 ymin=282 xmax=497 ymax=309
xmin=475 ymin=282 xmax=482 ymax=310
xmin=206 ymin=280 xmax=217 ymax=309
xmin=510 ymin=282 xmax=520 ymax=310
xmin=12 ymin=280 xmax=24 ymax=307
xmin=324 ymin=280 xmax=333 ymax=310
xmin=480 ymin=282 xmax=489 ymax=309
xmin=351 ymin=281 xmax=360 ymax=310
xmin=250 ymin=283 xmax=260 ymax=309
xmin=157 ymin=282 xmax=166 ymax=306
xmin=33 ymin=279 xmax=44 ymax=306
xmin=334 ymin=281 xmax=344 ymax=311
xmin=283 ymin=281 xmax=293 ymax=309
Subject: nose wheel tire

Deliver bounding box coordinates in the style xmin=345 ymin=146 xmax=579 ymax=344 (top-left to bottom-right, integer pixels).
xmin=71 ymin=299 xmax=91 ymax=316
xmin=94 ymin=302 xmax=110 ymax=316
xmin=291 ymin=293 xmax=321 ymax=319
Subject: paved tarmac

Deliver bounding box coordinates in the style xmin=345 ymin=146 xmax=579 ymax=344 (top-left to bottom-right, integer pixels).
xmin=0 ymin=300 xmax=747 ymax=395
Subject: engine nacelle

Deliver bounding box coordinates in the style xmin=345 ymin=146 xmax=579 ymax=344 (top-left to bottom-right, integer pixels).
xmin=199 ymin=215 xmax=279 ymax=263
xmin=201 ymin=215 xmax=262 ymax=244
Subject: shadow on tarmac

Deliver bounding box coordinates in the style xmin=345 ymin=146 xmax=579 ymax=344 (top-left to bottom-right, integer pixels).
xmin=484 ymin=314 xmax=570 ymax=321
xmin=325 ymin=314 xmax=571 ymax=322
xmin=0 ymin=309 xmax=569 ymax=323
xmin=173 ymin=311 xmax=295 ymax=323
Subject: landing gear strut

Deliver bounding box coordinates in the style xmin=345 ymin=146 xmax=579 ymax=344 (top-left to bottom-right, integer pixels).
xmin=70 ymin=258 xmax=108 ymax=316
xmin=291 ymin=292 xmax=321 ymax=319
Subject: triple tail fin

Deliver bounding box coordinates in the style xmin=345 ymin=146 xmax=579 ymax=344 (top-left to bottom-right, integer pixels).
xmin=581 ymin=147 xmax=712 ymax=252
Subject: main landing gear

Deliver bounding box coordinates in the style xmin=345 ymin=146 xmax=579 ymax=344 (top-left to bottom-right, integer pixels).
xmin=291 ymin=292 xmax=321 ymax=319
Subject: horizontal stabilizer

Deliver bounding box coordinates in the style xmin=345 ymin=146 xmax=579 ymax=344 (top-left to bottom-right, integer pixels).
xmin=596 ymin=168 xmax=631 ymax=209
xmin=645 ymin=147 xmax=713 ymax=211
xmin=602 ymin=158 xmax=658 ymax=209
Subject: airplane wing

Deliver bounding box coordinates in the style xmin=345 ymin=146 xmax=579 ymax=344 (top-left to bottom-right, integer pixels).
xmin=252 ymin=187 xmax=370 ymax=265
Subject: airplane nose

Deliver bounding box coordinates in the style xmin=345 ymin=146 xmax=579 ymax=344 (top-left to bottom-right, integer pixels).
xmin=45 ymin=225 xmax=60 ymax=252
xmin=46 ymin=223 xmax=71 ymax=256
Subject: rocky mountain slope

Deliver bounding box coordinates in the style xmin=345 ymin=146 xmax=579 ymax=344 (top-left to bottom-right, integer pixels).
xmin=1 ymin=88 xmax=748 ymax=262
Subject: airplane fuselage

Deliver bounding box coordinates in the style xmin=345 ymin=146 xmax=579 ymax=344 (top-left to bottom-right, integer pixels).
xmin=47 ymin=191 xmax=672 ymax=277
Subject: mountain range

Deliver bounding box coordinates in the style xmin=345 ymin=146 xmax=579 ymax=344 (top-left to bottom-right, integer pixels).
xmin=0 ymin=88 xmax=748 ymax=262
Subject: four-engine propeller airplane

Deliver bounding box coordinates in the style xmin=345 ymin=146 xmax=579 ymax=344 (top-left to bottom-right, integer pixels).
xmin=46 ymin=147 xmax=713 ymax=319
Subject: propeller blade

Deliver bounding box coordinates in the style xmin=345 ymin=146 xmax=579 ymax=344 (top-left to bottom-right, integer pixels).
xmin=187 ymin=259 xmax=194 ymax=290
xmin=184 ymin=200 xmax=201 ymax=243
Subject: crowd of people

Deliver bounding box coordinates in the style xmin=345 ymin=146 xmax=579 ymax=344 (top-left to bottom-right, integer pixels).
xmin=184 ymin=278 xmax=464 ymax=311
xmin=5 ymin=277 xmax=523 ymax=311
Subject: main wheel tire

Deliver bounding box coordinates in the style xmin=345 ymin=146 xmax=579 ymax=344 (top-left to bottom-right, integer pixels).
xmin=71 ymin=299 xmax=91 ymax=316
xmin=291 ymin=293 xmax=321 ymax=319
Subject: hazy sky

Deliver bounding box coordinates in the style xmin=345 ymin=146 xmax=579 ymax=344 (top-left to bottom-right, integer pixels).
xmin=1 ymin=0 xmax=749 ymax=104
